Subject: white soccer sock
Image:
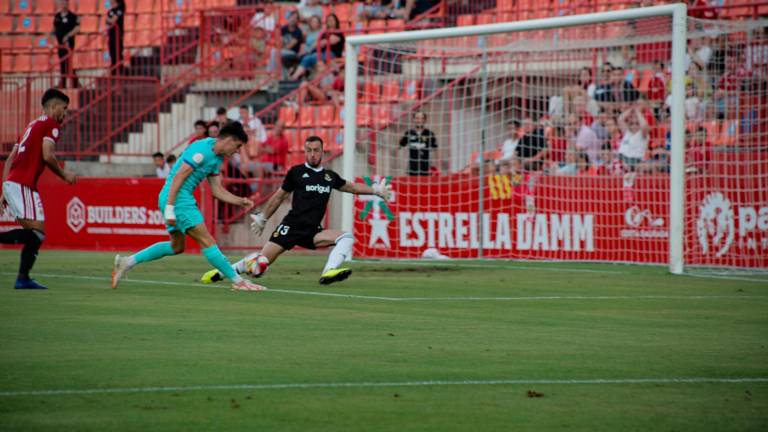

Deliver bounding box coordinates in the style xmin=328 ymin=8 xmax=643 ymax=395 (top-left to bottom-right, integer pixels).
xmin=124 ymin=255 xmax=137 ymax=269
xmin=322 ymin=233 xmax=353 ymax=274
xmin=234 ymin=252 xmax=262 ymax=274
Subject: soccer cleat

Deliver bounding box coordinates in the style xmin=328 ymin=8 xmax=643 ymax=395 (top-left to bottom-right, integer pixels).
xmin=111 ymin=254 xmax=131 ymax=289
xmin=319 ymin=268 xmax=352 ymax=285
xmin=14 ymin=278 xmax=47 ymax=290
xmin=231 ymin=279 xmax=267 ymax=292
xmin=200 ymin=269 xmax=225 ymax=284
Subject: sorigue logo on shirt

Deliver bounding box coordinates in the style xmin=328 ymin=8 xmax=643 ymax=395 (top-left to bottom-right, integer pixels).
xmin=305 ymin=184 xmax=331 ymax=194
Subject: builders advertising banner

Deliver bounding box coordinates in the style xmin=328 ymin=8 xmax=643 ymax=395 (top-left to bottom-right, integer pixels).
xmin=354 ymin=174 xmax=767 ymax=267
xmin=1 ymin=173 xmax=212 ymax=251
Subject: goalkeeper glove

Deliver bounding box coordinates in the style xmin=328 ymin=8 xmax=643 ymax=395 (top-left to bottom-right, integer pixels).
xmin=250 ymin=212 xmax=267 ymax=235
xmin=372 ymin=178 xmax=392 ymax=201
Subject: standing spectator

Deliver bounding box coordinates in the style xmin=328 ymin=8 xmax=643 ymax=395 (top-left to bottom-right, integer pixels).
xmin=106 ymin=0 xmax=125 ymax=74
xmin=152 ymin=152 xmax=169 ymax=178
xmin=280 ymin=11 xmax=305 ymax=74
xmin=239 ymin=105 xmax=267 ymax=144
xmin=207 ymin=123 xmax=220 ymax=138
xmin=617 ymin=107 xmax=650 ymax=171
xmin=593 ymin=63 xmax=615 ymax=105
xmin=52 ymin=0 xmax=80 ymax=89
xmin=290 ymin=13 xmax=344 ymax=80
xmin=569 ymin=113 xmax=602 ymax=169
xmin=499 ymin=120 xmax=520 ymax=161
xmin=515 ymin=118 xmax=549 ymax=172
xmin=399 ymin=111 xmax=437 ymax=176
xmin=612 ymin=66 xmax=640 ymax=106
xmin=188 ymin=120 xmax=208 ymax=145
xmin=590 ymin=108 xmax=611 ymax=147
xmin=261 ymin=119 xmax=289 ymax=174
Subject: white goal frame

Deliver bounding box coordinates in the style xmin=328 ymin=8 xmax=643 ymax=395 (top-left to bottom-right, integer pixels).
xmin=341 ymin=4 xmax=688 ymax=274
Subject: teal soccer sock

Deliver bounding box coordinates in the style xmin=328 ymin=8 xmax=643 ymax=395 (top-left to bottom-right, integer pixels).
xmin=202 ymin=245 xmax=241 ymax=282
xmin=132 ymin=241 xmax=175 ymax=265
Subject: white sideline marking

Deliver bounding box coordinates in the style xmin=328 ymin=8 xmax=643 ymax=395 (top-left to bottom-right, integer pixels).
xmin=3 ymin=272 xmax=767 ymax=302
xmin=1 ymin=377 xmax=766 ymax=397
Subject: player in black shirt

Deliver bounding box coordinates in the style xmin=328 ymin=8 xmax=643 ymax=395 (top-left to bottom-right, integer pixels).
xmin=52 ymin=0 xmax=80 ymax=88
xmin=399 ymin=111 xmax=437 ymax=176
xmin=201 ymin=135 xmax=392 ymax=287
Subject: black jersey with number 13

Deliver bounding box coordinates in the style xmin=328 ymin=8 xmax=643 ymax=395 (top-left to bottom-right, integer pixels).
xmin=280 ymin=164 xmax=347 ymax=227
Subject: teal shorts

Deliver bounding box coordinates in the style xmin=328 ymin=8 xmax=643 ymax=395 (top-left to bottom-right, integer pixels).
xmin=158 ymin=195 xmax=203 ymax=234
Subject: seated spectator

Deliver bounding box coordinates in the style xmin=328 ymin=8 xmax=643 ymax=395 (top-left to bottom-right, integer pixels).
xmin=612 ymin=66 xmax=641 ymax=106
xmin=188 ymin=119 xmax=208 ymax=145
xmin=260 ymin=120 xmax=290 ymax=174
xmin=281 ymin=11 xmax=305 ymax=73
xmin=298 ymin=0 xmax=323 ymax=22
xmin=593 ymin=62 xmax=616 ymax=105
xmin=590 ymin=108 xmax=611 ymax=146
xmin=212 ymin=107 xmax=231 ymax=128
xmin=298 ymin=62 xmax=345 ymax=105
xmin=499 ymin=120 xmax=520 ymax=161
xmin=299 ymin=16 xmax=323 ymax=60
xmin=617 ymin=107 xmax=650 ymax=172
xmin=551 ymin=146 xmax=587 ymax=176
xmin=152 ymin=152 xmax=169 ymax=178
xmin=515 ymin=119 xmax=549 ymax=172
xmin=569 ymin=113 xmax=603 ymax=169
xmin=290 ymin=13 xmax=344 ymax=80
xmin=166 ymin=154 xmax=177 ymax=168
xmin=404 ymin=0 xmax=439 ymax=21
xmin=364 ymin=0 xmax=401 ymax=20
xmin=665 ymin=83 xmax=704 ymax=122
xmin=207 ymin=123 xmax=220 ymax=138
xmin=563 ymin=66 xmax=597 ymax=114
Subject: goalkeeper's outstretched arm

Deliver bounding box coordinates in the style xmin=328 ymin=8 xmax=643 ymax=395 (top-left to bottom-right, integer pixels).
xmin=339 ymin=178 xmax=392 ymax=200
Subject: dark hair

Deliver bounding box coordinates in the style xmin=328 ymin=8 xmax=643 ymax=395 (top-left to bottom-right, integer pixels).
xmin=305 ymin=135 xmax=324 ymax=147
xmin=414 ymin=111 xmax=427 ymax=120
xmin=325 ymin=13 xmax=340 ymax=29
xmin=219 ymin=121 xmax=248 ymax=143
xmin=152 ymin=152 xmax=164 ymax=159
xmin=194 ymin=119 xmax=207 ymax=128
xmin=507 ymin=120 xmax=521 ymax=128
xmin=166 ymin=154 xmax=177 ymax=164
xmin=216 ymin=107 xmax=227 ymax=116
xmin=239 ymin=105 xmax=248 ymax=110
xmin=41 ymin=88 xmax=69 ymax=107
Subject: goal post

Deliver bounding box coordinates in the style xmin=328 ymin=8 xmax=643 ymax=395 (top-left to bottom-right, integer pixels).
xmin=341 ymin=5 xmax=767 ymax=274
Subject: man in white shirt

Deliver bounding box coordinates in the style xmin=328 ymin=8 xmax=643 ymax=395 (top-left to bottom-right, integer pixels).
xmin=152 ymin=152 xmax=169 ymax=178
xmin=499 ymin=120 xmax=520 ymax=161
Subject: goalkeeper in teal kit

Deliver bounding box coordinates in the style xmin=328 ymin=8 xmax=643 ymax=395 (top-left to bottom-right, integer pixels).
xmin=111 ymin=122 xmax=266 ymax=292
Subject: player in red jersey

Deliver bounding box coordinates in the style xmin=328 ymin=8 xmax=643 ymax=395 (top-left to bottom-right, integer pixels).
xmin=0 ymin=88 xmax=77 ymax=289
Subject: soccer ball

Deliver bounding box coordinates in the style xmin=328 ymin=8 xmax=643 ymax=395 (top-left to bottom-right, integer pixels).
xmin=244 ymin=253 xmax=269 ymax=278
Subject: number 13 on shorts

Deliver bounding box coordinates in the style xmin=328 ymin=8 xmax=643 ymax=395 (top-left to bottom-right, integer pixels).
xmin=275 ymin=224 xmax=290 ymax=237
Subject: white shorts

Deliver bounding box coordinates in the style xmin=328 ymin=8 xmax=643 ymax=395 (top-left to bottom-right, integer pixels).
xmin=2 ymin=181 xmax=45 ymax=222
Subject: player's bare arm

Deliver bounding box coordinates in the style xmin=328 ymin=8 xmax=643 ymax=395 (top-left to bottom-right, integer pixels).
xmin=164 ymin=162 xmax=195 ymax=226
xmin=41 ymin=139 xmax=76 ymax=184
xmin=0 ymin=144 xmax=18 ymax=204
xmin=207 ymin=174 xmax=253 ymax=209
xmin=339 ymin=178 xmax=392 ymax=200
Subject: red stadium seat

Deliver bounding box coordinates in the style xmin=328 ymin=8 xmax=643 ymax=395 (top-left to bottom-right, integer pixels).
xmin=332 ymin=3 xmax=351 ymax=24
xmin=360 ymin=81 xmax=381 ymax=102
xmin=298 ymin=106 xmax=317 ymax=127
xmin=388 ymin=19 xmax=404 ymax=31
xmin=368 ymin=19 xmax=387 ymax=31
xmin=282 ymin=128 xmax=298 ymax=151
xmin=17 ymin=16 xmax=38 ymax=33
xmin=497 ymin=0 xmax=514 ymax=13
xmin=15 ymin=0 xmax=31 ymax=12
xmin=456 ymin=15 xmax=474 ymax=27
xmin=80 ymin=15 xmax=100 ymax=33
xmin=75 ymin=0 xmax=99 ymax=14
xmin=721 ymin=120 xmax=739 ymax=146
xmin=357 ymin=104 xmax=373 ymax=127
xmin=317 ymin=104 xmax=336 ymax=127
xmin=373 ymin=104 xmax=392 ymax=128
xmin=382 ymin=80 xmax=400 ymax=102
xmin=35 ymin=0 xmax=57 ymax=13
xmin=701 ymin=120 xmax=721 ymax=145
xmin=278 ymin=106 xmax=297 ymax=126
xmin=476 ymin=14 xmax=494 ymax=26
xmin=298 ymin=128 xmax=313 ymax=149
xmin=313 ymin=128 xmax=330 ymax=149
xmin=0 ymin=16 xmax=14 ymax=32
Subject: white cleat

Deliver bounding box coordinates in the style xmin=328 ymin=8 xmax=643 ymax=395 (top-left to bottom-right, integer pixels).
xmin=231 ymin=279 xmax=268 ymax=292
xmin=111 ymin=255 xmax=131 ymax=289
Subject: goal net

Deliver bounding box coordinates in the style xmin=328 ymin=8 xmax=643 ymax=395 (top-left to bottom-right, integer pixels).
xmin=341 ymin=6 xmax=768 ymax=275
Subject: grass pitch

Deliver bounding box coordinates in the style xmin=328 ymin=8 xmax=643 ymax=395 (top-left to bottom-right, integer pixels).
xmin=0 ymin=249 xmax=767 ymax=431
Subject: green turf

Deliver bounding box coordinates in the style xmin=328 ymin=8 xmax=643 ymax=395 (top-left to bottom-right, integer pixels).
xmin=0 ymin=249 xmax=767 ymax=431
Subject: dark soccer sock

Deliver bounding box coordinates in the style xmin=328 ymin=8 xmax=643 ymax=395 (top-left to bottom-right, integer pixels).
xmin=18 ymin=230 xmax=43 ymax=280
xmin=0 ymin=229 xmax=27 ymax=244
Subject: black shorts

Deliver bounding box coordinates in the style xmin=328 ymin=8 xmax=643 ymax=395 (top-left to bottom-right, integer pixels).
xmin=269 ymin=221 xmax=323 ymax=250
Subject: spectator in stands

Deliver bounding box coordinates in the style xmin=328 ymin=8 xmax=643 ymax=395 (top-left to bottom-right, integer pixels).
xmin=364 ymin=0 xmax=400 ymax=20
xmin=617 ymin=107 xmax=650 ymax=172
xmin=299 ymin=16 xmax=323 ymax=61
xmin=515 ymin=118 xmax=549 ymax=172
xmin=298 ymin=62 xmax=344 ymax=105
xmin=52 ymin=0 xmax=80 ymax=89
xmin=647 ymin=61 xmax=668 ymax=118
xmin=612 ymin=66 xmax=640 ymax=106
xmin=298 ymin=0 xmax=323 ymax=22
xmin=239 ymin=105 xmax=267 ymax=145
xmin=593 ymin=63 xmax=615 ymax=105
xmin=187 ymin=120 xmax=208 ymax=145
xmin=166 ymin=154 xmax=177 ymax=169
xmin=499 ymin=120 xmax=520 ymax=161
xmin=290 ymin=13 xmax=344 ymax=80
xmin=207 ymin=123 xmax=220 ymax=138
xmin=590 ymin=108 xmax=611 ymax=147
xmin=715 ymin=51 xmax=750 ymax=119
xmin=106 ymin=0 xmax=125 ymax=74
xmin=399 ymin=111 xmax=437 ymax=176
xmin=260 ymin=119 xmax=289 ymax=174
xmin=569 ymin=113 xmax=602 ymax=169
xmin=152 ymin=152 xmax=169 ymax=178
xmin=280 ymin=10 xmax=305 ymax=74
xmin=685 ymin=127 xmax=712 ymax=174
xmin=552 ymin=146 xmax=586 ymax=176
xmin=563 ymin=67 xmax=596 ymax=115
xmin=213 ymin=107 xmax=232 ymax=128
xmin=688 ymin=0 xmax=718 ymax=20
xmin=686 ymin=37 xmax=712 ymax=73
xmin=666 ymin=82 xmax=704 ymax=122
